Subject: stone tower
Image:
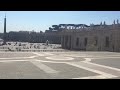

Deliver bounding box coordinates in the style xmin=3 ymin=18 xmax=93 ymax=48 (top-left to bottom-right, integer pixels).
xmin=3 ymin=13 xmax=6 ymax=45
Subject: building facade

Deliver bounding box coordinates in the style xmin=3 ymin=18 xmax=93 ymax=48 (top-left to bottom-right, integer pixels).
xmin=60 ymin=20 xmax=120 ymax=52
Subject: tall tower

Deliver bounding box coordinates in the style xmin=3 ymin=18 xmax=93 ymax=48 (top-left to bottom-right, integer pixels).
xmin=3 ymin=13 xmax=6 ymax=45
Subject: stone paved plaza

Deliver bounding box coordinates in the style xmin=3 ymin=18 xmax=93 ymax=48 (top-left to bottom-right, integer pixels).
xmin=0 ymin=51 xmax=120 ymax=79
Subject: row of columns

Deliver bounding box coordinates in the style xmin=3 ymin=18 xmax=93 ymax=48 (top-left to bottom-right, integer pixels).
xmin=61 ymin=35 xmax=112 ymax=51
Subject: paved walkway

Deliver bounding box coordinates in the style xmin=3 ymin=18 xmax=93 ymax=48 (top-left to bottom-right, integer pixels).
xmin=0 ymin=51 xmax=120 ymax=79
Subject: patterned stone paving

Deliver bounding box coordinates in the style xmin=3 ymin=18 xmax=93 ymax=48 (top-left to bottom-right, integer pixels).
xmin=0 ymin=51 xmax=120 ymax=79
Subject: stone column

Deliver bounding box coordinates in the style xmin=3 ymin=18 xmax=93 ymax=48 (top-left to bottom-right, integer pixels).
xmin=70 ymin=35 xmax=73 ymax=50
xmin=66 ymin=36 xmax=68 ymax=49
xmin=69 ymin=35 xmax=71 ymax=50
xmin=67 ymin=35 xmax=70 ymax=49
xmin=61 ymin=35 xmax=63 ymax=48
xmin=63 ymin=35 xmax=66 ymax=49
xmin=62 ymin=36 xmax=64 ymax=48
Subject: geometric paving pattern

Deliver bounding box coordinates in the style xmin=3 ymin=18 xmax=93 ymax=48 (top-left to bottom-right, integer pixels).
xmin=0 ymin=51 xmax=120 ymax=79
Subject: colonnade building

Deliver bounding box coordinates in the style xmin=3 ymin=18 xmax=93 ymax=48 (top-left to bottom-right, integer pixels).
xmin=60 ymin=20 xmax=120 ymax=52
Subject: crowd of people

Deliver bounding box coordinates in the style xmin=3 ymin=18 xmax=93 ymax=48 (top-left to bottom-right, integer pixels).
xmin=0 ymin=41 xmax=62 ymax=51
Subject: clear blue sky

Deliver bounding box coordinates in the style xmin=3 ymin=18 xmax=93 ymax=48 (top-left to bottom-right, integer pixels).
xmin=0 ymin=11 xmax=120 ymax=33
